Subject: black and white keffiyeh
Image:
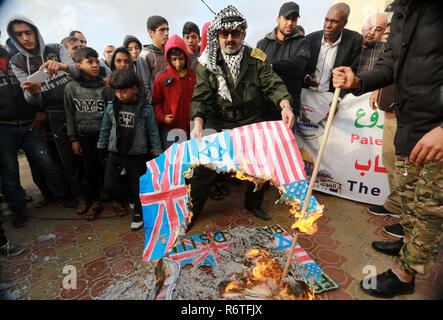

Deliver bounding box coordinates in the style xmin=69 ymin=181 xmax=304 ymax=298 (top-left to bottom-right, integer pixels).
xmin=222 ymin=46 xmax=244 ymax=84
xmin=198 ymin=5 xmax=247 ymax=102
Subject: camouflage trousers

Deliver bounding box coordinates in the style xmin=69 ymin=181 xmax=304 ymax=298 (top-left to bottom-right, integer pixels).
xmin=394 ymin=156 xmax=443 ymax=274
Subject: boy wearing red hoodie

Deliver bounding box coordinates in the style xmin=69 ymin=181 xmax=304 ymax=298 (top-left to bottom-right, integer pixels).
xmin=152 ymin=35 xmax=196 ymax=150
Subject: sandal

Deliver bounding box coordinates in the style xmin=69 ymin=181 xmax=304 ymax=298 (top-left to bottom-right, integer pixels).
xmin=85 ymin=202 xmax=103 ymax=221
xmin=112 ymin=201 xmax=129 ymax=217
xmin=35 ymin=198 xmax=52 ymax=209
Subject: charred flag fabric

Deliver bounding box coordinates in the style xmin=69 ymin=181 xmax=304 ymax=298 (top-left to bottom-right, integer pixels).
xmin=140 ymin=121 xmax=323 ymax=261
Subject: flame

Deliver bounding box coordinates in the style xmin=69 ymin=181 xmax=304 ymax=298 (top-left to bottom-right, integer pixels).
xmin=289 ymin=204 xmax=324 ymax=235
xmin=284 ymin=196 xmax=325 ymax=235
xmin=247 ymin=249 xmax=282 ymax=282
xmin=222 ymin=249 xmax=314 ymax=300
xmin=183 ymin=166 xmax=194 ymax=224
xmin=234 ymin=171 xmax=257 ymax=184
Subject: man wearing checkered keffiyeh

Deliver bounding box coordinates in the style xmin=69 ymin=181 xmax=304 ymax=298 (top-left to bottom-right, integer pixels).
xmin=188 ymin=6 xmax=297 ymax=224
xmin=198 ymin=5 xmax=249 ymax=102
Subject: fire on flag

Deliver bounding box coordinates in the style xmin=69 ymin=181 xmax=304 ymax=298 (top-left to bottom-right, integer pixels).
xmin=139 ymin=121 xmax=324 ymax=262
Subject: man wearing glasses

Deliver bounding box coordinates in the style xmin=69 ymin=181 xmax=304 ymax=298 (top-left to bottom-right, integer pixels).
xmin=189 ymin=6 xmax=294 ymax=226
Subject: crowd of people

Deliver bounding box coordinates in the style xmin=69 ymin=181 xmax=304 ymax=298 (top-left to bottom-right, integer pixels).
xmin=0 ymin=1 xmax=441 ymax=299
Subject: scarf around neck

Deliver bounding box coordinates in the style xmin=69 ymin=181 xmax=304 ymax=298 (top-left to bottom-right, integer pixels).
xmin=197 ymin=5 xmax=247 ymax=102
xmin=221 ymin=45 xmax=244 ymax=85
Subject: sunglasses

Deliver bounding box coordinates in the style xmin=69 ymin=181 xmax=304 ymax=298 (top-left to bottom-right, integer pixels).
xmin=219 ymin=29 xmax=243 ymax=39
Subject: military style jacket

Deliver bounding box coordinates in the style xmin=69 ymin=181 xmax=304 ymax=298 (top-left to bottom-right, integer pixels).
xmin=190 ymin=46 xmax=292 ymax=131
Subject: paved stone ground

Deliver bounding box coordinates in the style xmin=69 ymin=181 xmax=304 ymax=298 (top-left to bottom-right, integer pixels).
xmin=0 ymin=157 xmax=441 ymax=300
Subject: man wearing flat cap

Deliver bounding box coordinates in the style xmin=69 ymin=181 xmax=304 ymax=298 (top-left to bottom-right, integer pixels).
xmin=257 ymin=2 xmax=310 ymax=121
xmin=189 ymin=5 xmax=294 ymax=226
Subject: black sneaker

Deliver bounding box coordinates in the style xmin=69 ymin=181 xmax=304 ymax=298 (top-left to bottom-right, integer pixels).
xmin=11 ymin=209 xmax=28 ymax=228
xmin=368 ymin=205 xmax=401 ymax=218
xmin=372 ymin=238 xmax=404 ymax=256
xmin=384 ymin=223 xmax=405 ymax=238
xmin=131 ymin=214 xmax=143 ymax=231
xmin=360 ymin=269 xmax=414 ymax=298
xmin=0 ymin=241 xmax=26 ymax=257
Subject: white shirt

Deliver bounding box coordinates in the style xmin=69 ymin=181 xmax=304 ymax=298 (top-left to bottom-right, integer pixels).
xmin=311 ymin=33 xmax=343 ymax=92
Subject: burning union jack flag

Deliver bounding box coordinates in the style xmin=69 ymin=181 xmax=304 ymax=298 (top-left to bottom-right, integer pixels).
xmin=140 ymin=121 xmax=323 ymax=262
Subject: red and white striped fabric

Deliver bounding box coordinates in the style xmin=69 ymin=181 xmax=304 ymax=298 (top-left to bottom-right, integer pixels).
xmin=231 ymin=121 xmax=306 ymax=185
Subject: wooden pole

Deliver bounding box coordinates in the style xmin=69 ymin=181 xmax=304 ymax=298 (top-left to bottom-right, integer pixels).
xmin=281 ymin=88 xmax=341 ymax=282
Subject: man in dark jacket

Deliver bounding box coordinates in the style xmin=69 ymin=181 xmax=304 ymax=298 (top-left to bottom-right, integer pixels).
xmin=7 ymin=16 xmax=82 ymax=210
xmin=0 ymin=30 xmax=68 ymax=228
xmin=189 ymin=6 xmax=294 ymax=224
xmin=359 ymin=14 xmax=405 ymax=236
xmin=333 ymin=0 xmax=443 ymax=298
xmin=304 ymin=2 xmax=362 ymax=99
xmin=257 ymin=2 xmax=310 ymax=120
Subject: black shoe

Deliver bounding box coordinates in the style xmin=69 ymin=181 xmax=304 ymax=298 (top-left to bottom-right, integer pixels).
xmin=247 ymin=208 xmax=271 ymax=220
xmin=368 ymin=205 xmax=400 ymax=218
xmin=12 ymin=210 xmax=28 ymax=228
xmin=383 ymin=223 xmax=405 ymax=238
xmin=0 ymin=241 xmax=26 ymax=257
xmin=372 ymin=238 xmax=404 ymax=256
xmin=360 ymin=269 xmax=414 ymax=298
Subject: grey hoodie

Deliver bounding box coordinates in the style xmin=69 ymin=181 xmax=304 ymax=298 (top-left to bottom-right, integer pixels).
xmin=7 ymin=15 xmax=80 ymax=110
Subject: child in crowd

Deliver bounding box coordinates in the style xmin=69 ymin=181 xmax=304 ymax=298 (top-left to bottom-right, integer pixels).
xmin=110 ymin=47 xmax=133 ymax=71
xmin=109 ymin=46 xmax=152 ymax=100
xmin=98 ymin=69 xmax=162 ymax=231
xmin=64 ymin=47 xmax=114 ymax=220
xmin=182 ymin=22 xmax=201 ymax=71
xmin=123 ymin=35 xmax=142 ymax=65
xmin=152 ymin=35 xmax=196 ymax=150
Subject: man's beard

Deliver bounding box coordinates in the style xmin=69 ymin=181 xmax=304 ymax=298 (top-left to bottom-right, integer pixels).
xmin=220 ymin=40 xmax=243 ymax=55
xmin=363 ymin=38 xmax=376 ymax=47
xmin=278 ymin=26 xmax=295 ymax=38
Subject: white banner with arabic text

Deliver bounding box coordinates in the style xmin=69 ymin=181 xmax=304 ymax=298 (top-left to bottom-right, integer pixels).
xmin=293 ymin=89 xmax=389 ymax=205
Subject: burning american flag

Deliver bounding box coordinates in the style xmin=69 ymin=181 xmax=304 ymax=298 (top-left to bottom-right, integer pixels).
xmin=140 ymin=121 xmax=323 ymax=262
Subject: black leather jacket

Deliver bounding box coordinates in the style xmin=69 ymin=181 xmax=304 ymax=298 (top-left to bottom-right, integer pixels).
xmin=354 ymin=0 xmax=443 ymax=156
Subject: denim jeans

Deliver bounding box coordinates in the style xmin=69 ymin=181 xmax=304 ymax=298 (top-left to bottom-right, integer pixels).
xmin=0 ymin=124 xmax=68 ymax=212
xmin=27 ymin=139 xmax=67 ymax=200
xmin=48 ymin=112 xmax=83 ymax=197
